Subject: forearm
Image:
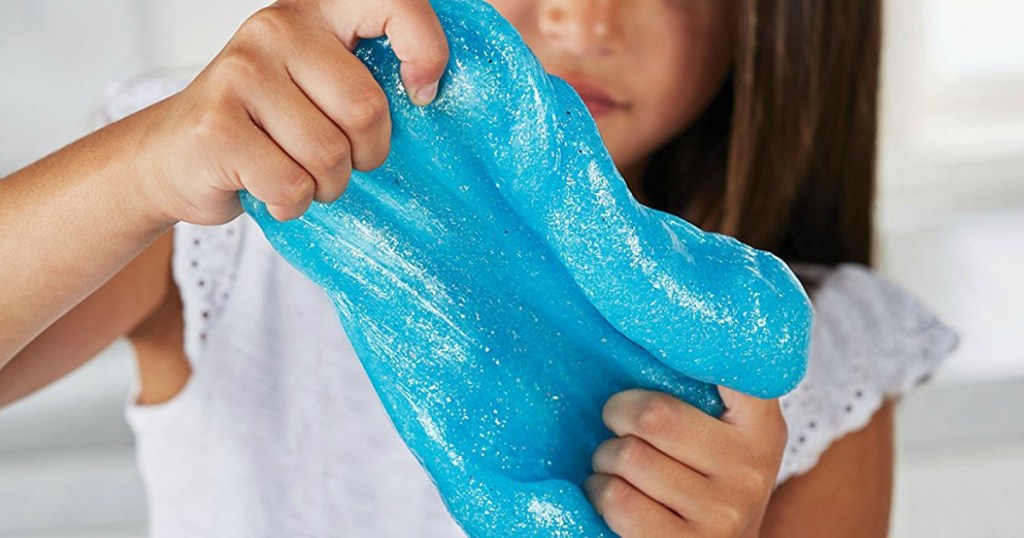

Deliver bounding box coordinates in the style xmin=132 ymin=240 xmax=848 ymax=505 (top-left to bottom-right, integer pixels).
xmin=0 ymin=228 xmax=173 ymax=407
xmin=0 ymin=103 xmax=173 ymax=365
xmin=0 ymin=0 xmax=453 ymax=368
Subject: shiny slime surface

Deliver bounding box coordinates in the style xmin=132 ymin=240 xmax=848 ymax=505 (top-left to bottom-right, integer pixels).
xmin=239 ymin=0 xmax=812 ymax=535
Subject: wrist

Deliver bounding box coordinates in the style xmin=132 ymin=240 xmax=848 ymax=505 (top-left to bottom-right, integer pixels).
xmin=110 ymin=97 xmax=184 ymax=232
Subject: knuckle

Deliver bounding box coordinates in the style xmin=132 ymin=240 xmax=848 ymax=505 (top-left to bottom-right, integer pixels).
xmin=600 ymin=476 xmax=632 ymax=508
xmin=310 ymin=133 xmax=350 ymax=173
xmin=279 ymin=169 xmax=315 ymax=205
xmin=735 ymin=463 xmax=771 ymax=498
xmin=634 ymin=395 xmax=673 ymax=437
xmin=711 ymin=504 xmax=744 ymax=536
xmin=315 ymin=170 xmax=351 ymax=204
xmin=238 ymin=6 xmax=290 ymax=43
xmin=216 ymin=50 xmax=263 ymax=86
xmin=192 ymin=108 xmax=236 ymax=146
xmin=344 ymin=88 xmax=389 ymax=132
xmin=616 ymin=435 xmax=649 ymax=470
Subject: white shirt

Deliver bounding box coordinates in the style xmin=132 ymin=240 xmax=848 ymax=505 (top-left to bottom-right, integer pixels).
xmin=106 ymin=78 xmax=957 ymax=538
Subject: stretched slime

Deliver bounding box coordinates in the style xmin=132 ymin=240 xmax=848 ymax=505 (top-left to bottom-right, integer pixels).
xmin=240 ymin=0 xmax=812 ymax=535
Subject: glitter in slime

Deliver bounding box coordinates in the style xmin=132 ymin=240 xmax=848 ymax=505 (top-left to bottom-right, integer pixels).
xmin=239 ymin=0 xmax=813 ymax=535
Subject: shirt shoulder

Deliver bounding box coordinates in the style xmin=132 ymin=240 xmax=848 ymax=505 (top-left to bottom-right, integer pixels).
xmin=775 ymin=262 xmax=959 ymax=484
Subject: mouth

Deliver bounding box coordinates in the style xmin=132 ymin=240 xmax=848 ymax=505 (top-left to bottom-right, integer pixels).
xmin=562 ymin=76 xmax=628 ymax=120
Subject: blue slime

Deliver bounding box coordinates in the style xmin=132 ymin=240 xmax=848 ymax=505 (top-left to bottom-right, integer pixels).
xmin=239 ymin=0 xmax=812 ymax=535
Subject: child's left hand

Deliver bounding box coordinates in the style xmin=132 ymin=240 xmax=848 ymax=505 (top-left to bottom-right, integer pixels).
xmin=584 ymin=387 xmax=787 ymax=538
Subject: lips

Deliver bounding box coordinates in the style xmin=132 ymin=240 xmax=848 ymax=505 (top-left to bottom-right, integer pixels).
xmin=562 ymin=77 xmax=627 ymax=119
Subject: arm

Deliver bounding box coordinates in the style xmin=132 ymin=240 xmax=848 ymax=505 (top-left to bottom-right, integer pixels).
xmin=0 ymin=231 xmax=173 ymax=408
xmin=0 ymin=0 xmax=451 ymax=387
xmin=760 ymin=401 xmax=895 ymax=537
xmin=0 ymin=110 xmax=175 ymax=366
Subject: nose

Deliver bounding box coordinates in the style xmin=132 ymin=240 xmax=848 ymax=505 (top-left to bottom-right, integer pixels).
xmin=538 ymin=0 xmax=624 ymax=57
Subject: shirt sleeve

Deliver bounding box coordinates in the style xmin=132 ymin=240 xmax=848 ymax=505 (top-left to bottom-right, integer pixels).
xmin=775 ymin=263 xmax=959 ymax=485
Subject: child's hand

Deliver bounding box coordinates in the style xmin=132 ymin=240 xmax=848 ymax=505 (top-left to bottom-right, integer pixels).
xmin=585 ymin=387 xmax=786 ymax=538
xmin=136 ymin=0 xmax=450 ymax=225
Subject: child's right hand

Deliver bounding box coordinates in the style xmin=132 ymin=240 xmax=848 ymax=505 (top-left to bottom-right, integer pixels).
xmin=135 ymin=0 xmax=450 ymax=225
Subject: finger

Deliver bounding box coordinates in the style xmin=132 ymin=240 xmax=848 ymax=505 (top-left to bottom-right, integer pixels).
xmin=591 ymin=435 xmax=709 ymax=519
xmin=583 ymin=473 xmax=695 ymax=538
xmin=228 ymin=113 xmax=316 ymax=221
xmin=602 ymin=389 xmax=735 ymax=475
xmin=242 ymin=71 xmax=353 ymax=203
xmin=280 ymin=31 xmax=392 ymax=172
xmin=320 ymin=0 xmax=450 ymax=105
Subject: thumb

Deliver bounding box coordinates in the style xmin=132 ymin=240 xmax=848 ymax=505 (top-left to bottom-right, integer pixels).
xmin=717 ymin=386 xmax=782 ymax=431
xmin=323 ymin=0 xmax=450 ymax=106
xmin=389 ymin=4 xmax=450 ymax=106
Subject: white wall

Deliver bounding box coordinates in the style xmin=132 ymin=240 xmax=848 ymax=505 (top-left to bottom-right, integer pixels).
xmin=0 ymin=0 xmax=266 ymax=177
xmin=0 ymin=0 xmax=1022 ymax=536
xmin=876 ymin=0 xmax=1024 ymax=384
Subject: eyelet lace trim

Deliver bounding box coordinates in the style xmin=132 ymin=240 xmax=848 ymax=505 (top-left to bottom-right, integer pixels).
xmin=776 ymin=263 xmax=959 ymax=485
xmin=170 ymin=220 xmax=246 ymax=365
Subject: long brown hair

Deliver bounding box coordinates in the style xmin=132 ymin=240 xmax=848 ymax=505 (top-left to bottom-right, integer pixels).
xmin=642 ymin=1 xmax=881 ymax=267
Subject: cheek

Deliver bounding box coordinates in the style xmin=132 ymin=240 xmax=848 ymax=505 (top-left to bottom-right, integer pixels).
xmin=482 ymin=0 xmax=536 ymax=30
xmin=637 ymin=56 xmax=701 ymax=144
xmin=482 ymin=0 xmax=735 ymax=174
xmin=618 ymin=14 xmax=735 ymax=162
xmin=597 ymin=48 xmax=701 ymax=172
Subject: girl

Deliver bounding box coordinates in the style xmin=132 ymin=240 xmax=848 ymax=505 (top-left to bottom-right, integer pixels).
xmin=0 ymin=0 xmax=956 ymax=536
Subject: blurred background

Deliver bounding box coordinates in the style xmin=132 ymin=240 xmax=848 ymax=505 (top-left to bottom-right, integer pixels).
xmin=1 ymin=0 xmax=1022 ymax=536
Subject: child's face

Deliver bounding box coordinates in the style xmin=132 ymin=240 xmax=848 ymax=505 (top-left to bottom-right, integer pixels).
xmin=485 ymin=0 xmax=736 ymax=186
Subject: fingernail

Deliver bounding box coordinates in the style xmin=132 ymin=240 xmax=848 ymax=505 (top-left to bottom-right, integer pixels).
xmin=413 ymin=82 xmax=439 ymax=106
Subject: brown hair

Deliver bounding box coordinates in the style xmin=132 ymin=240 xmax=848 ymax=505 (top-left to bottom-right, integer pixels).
xmin=641 ymin=1 xmax=882 ymax=267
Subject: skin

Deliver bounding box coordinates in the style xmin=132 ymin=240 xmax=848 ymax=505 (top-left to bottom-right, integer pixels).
xmin=488 ymin=0 xmax=737 ymax=200
xmin=0 ymin=0 xmax=894 ymax=536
